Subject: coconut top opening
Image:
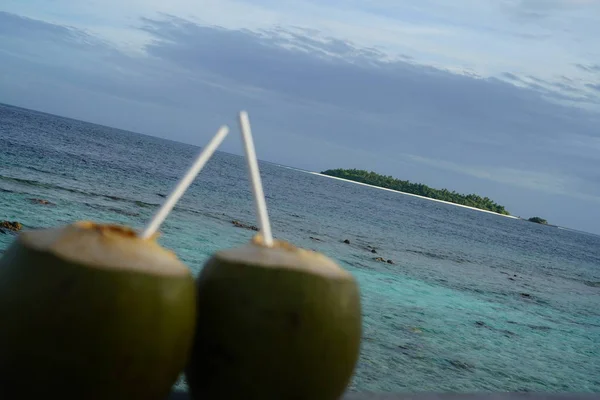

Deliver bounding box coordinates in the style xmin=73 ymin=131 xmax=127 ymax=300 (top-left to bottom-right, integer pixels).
xmin=21 ymin=221 xmax=189 ymax=277
xmin=216 ymin=235 xmax=353 ymax=279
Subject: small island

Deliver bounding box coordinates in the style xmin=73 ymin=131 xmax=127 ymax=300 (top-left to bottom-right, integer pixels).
xmin=321 ymin=168 xmax=510 ymax=215
xmin=527 ymin=217 xmax=548 ymax=225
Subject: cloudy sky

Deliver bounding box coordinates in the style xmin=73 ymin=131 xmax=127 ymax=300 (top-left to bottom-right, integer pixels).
xmin=1 ymin=1 xmax=600 ymax=234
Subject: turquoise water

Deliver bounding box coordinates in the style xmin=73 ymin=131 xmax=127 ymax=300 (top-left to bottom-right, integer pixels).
xmin=1 ymin=103 xmax=599 ymax=393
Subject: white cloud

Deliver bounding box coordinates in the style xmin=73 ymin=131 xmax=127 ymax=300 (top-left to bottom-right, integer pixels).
xmin=3 ymin=0 xmax=599 ymax=87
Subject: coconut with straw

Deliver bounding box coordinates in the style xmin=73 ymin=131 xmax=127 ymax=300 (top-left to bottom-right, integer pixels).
xmin=185 ymin=112 xmax=362 ymax=400
xmin=0 ymin=126 xmax=230 ymax=399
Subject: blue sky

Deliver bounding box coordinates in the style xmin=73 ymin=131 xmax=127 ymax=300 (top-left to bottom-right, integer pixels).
xmin=1 ymin=1 xmax=600 ymax=233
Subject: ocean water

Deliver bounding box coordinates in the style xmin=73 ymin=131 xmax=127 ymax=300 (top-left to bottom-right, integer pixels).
xmin=1 ymin=103 xmax=599 ymax=393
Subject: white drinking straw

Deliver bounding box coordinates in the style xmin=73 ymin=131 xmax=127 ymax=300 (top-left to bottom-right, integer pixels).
xmin=140 ymin=125 xmax=230 ymax=239
xmin=238 ymin=111 xmax=274 ymax=247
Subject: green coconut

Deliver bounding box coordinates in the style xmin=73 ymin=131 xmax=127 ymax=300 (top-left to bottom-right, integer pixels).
xmin=185 ymin=235 xmax=362 ymax=400
xmin=0 ymin=221 xmax=196 ymax=400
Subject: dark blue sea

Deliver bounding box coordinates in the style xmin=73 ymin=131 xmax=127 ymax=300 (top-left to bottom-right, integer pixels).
xmin=1 ymin=103 xmax=599 ymax=393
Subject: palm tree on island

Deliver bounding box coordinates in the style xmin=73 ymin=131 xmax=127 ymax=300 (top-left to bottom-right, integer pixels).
xmin=321 ymin=168 xmax=510 ymax=215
